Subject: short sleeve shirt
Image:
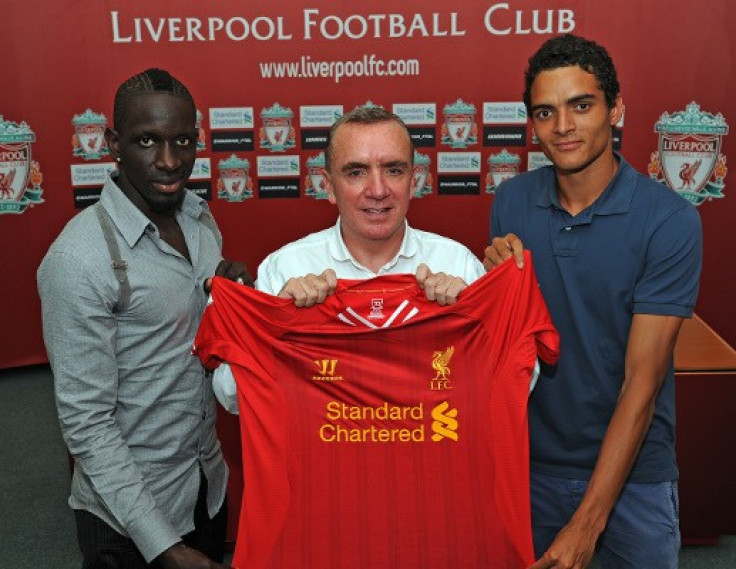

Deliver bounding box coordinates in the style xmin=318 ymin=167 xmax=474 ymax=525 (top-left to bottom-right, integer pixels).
xmin=491 ymin=156 xmax=702 ymax=482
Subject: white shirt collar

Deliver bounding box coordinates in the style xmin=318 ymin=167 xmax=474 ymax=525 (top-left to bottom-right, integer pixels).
xmin=327 ymin=217 xmax=419 ymax=274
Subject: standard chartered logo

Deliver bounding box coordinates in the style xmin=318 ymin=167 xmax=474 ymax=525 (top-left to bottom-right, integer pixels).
xmin=319 ymin=400 xmax=458 ymax=443
xmin=430 ymin=401 xmax=458 ymax=442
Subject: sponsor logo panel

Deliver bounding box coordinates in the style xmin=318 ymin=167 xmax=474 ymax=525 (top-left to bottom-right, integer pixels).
xmin=485 ymin=149 xmax=521 ymax=194
xmin=413 ymin=151 xmax=433 ymax=198
xmin=437 ymin=151 xmax=480 ymax=195
xmin=210 ymin=107 xmax=254 ymax=130
xmin=482 ymin=125 xmax=526 ymax=147
xmin=211 ymin=130 xmax=255 ymax=152
xmin=441 ymin=99 xmax=477 ymax=148
xmin=527 ymin=151 xmax=552 ymax=171
xmin=482 ymin=102 xmax=527 ymax=125
xmin=71 ymin=109 xmax=109 ymax=160
xmin=393 ymin=103 xmax=436 ymax=126
xmin=304 ymin=152 xmax=329 ymax=200
xmin=258 ymin=178 xmax=300 ymax=198
xmin=648 ymin=102 xmax=728 ymax=206
xmin=0 ymin=116 xmax=44 ymax=215
xmin=217 ymin=154 xmax=253 ymax=202
xmin=260 ymin=103 xmax=296 ymax=152
xmin=409 ymin=126 xmax=437 ymax=148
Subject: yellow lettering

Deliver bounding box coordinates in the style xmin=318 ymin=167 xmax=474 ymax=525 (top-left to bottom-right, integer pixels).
xmin=319 ymin=423 xmax=335 ymax=442
xmin=325 ymin=401 xmax=341 ymax=421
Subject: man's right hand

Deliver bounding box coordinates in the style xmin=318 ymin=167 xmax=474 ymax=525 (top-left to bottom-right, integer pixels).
xmin=483 ymin=233 xmax=525 ymax=271
xmin=278 ymin=269 xmax=338 ymax=307
xmin=158 ymin=543 xmax=229 ymax=569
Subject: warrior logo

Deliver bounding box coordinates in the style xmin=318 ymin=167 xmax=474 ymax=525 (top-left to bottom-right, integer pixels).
xmin=431 ymin=401 xmax=458 ymax=442
xmin=413 ymin=151 xmax=433 ymax=198
xmin=430 ymin=346 xmax=454 ymax=391
xmin=0 ymin=116 xmax=44 ymax=215
xmin=486 ymin=149 xmax=521 ymax=193
xmin=259 ymin=103 xmax=296 ymax=153
xmin=217 ymin=154 xmax=253 ymax=202
xmin=648 ymin=102 xmax=728 ymax=206
xmin=304 ymin=151 xmax=329 ymax=200
xmin=441 ymin=99 xmax=477 ymax=149
xmin=313 ymin=359 xmax=342 ymax=381
xmin=72 ymin=109 xmax=109 ymax=161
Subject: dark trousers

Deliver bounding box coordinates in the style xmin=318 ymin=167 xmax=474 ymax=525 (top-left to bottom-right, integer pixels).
xmin=75 ymin=472 xmax=227 ymax=568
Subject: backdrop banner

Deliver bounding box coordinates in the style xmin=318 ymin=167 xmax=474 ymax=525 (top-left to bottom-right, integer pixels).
xmin=2 ymin=0 xmax=733 ymax=370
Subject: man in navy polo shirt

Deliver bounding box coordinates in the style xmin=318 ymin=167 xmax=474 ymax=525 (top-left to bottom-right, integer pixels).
xmin=484 ymin=35 xmax=702 ymax=569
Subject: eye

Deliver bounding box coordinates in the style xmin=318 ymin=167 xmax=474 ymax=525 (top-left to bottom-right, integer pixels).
xmin=138 ymin=136 xmax=154 ymax=148
xmin=386 ymin=166 xmax=406 ymax=176
xmin=534 ymin=109 xmax=552 ymax=120
xmin=575 ymin=102 xmax=591 ymax=112
xmin=176 ymin=136 xmax=193 ymax=147
xmin=346 ymin=168 xmax=365 ymax=178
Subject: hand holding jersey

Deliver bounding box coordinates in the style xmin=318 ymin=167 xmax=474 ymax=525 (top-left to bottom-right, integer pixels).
xmin=484 ymin=233 xmax=525 ymax=271
xmin=279 ymin=264 xmax=468 ymax=308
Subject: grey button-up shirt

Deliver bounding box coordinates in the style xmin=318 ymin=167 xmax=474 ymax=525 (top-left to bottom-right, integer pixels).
xmin=38 ymin=176 xmax=227 ymax=562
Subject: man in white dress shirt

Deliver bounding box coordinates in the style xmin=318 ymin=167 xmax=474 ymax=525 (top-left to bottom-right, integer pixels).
xmin=213 ymin=105 xmax=486 ymax=412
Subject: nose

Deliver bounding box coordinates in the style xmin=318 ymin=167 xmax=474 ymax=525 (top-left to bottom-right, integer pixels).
xmin=155 ymin=142 xmax=182 ymax=172
xmin=553 ymin=108 xmax=575 ymax=136
xmin=364 ymin=168 xmax=390 ymax=199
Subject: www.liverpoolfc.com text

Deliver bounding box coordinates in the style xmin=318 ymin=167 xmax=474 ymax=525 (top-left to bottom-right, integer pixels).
xmin=259 ymin=54 xmax=420 ymax=84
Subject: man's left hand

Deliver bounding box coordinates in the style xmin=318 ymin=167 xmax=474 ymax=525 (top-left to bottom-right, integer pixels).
xmin=415 ymin=264 xmax=467 ymax=306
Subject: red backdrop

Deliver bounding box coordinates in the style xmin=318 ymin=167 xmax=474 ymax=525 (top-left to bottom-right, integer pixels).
xmin=1 ymin=0 xmax=734 ymax=368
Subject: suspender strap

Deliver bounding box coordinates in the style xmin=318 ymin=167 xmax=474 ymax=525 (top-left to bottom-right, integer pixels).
xmin=94 ymin=201 xmax=130 ymax=313
xmin=93 ymin=199 xmax=219 ymax=313
xmin=199 ymin=208 xmax=223 ymax=248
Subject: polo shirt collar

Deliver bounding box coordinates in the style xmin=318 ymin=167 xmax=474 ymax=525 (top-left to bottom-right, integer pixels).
xmin=535 ymin=153 xmax=635 ymax=216
xmin=327 ymin=217 xmax=417 ymax=271
xmin=99 ymin=174 xmax=205 ymax=248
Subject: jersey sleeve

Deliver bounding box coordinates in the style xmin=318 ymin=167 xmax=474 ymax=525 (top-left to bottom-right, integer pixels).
xmin=460 ymin=251 xmax=559 ymax=375
xmin=194 ymin=277 xmax=298 ymax=372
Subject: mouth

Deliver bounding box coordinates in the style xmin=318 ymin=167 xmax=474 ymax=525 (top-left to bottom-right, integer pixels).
xmin=152 ymin=179 xmax=185 ymax=194
xmin=362 ymin=207 xmax=392 ymax=215
xmin=554 ymin=140 xmax=583 ymax=152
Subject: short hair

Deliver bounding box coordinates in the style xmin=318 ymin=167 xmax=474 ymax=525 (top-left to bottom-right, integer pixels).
xmin=113 ymin=68 xmax=195 ymax=130
xmin=523 ymin=34 xmax=620 ymax=112
xmin=324 ymin=106 xmax=414 ymax=172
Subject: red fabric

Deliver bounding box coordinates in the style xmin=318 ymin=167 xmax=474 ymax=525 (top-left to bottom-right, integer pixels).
xmin=194 ymin=252 xmax=558 ymax=569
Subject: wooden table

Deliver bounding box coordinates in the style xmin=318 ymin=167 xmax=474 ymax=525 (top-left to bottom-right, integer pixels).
xmin=674 ymin=314 xmax=736 ymax=543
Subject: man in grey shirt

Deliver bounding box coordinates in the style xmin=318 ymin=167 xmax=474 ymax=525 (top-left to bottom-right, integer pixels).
xmin=38 ymin=69 xmax=249 ymax=569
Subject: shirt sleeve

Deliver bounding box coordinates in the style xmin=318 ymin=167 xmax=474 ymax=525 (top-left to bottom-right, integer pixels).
xmin=633 ymin=203 xmax=702 ymax=317
xmin=212 ymin=364 xmax=239 ymax=414
xmin=254 ymin=252 xmax=282 ymax=296
xmin=37 ymin=250 xmax=180 ymax=561
xmin=462 ymin=250 xmax=486 ymax=284
xmin=490 ymin=188 xmax=504 ymax=239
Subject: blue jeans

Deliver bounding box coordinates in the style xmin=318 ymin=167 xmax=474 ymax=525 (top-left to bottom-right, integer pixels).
xmin=530 ymin=472 xmax=680 ymax=568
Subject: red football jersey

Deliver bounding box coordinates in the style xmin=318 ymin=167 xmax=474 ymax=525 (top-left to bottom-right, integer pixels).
xmin=195 ymin=252 xmax=558 ymax=569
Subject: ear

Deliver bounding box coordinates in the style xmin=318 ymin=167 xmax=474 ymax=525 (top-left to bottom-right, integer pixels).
xmin=609 ymin=95 xmax=624 ymax=127
xmin=105 ymin=127 xmax=120 ymax=161
xmin=321 ymin=167 xmax=337 ymax=205
xmin=409 ymin=165 xmax=420 ymax=199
